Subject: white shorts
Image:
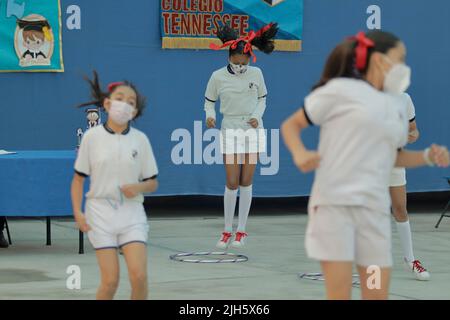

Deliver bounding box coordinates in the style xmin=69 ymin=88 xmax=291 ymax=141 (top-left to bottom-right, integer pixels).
xmin=305 ymin=205 xmax=392 ymax=267
xmin=85 ymin=199 xmax=149 ymax=250
xmin=390 ymin=167 xmax=406 ymax=187
xmin=220 ymin=116 xmax=266 ymax=154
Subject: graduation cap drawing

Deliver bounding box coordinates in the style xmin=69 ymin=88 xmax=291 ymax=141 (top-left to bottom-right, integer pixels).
xmin=17 ymin=18 xmax=53 ymax=41
xmin=263 ymin=0 xmax=285 ymax=6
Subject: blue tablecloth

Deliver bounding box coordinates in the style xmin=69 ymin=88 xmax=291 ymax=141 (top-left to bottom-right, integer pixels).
xmin=0 ymin=151 xmax=76 ymax=216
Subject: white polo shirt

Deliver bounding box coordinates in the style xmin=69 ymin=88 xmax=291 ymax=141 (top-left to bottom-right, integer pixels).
xmin=204 ymin=65 xmax=268 ymax=120
xmin=404 ymin=93 xmax=416 ymax=122
xmin=75 ymin=124 xmax=158 ymax=204
xmin=304 ymin=78 xmax=409 ymax=214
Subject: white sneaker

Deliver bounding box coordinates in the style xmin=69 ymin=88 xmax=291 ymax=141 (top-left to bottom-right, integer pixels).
xmin=403 ymin=258 xmax=431 ymax=281
xmin=216 ymin=232 xmax=233 ymax=249
xmin=231 ymin=232 xmax=248 ymax=248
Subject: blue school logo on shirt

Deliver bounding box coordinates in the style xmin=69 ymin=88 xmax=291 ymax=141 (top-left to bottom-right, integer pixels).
xmin=132 ymin=150 xmax=138 ymax=159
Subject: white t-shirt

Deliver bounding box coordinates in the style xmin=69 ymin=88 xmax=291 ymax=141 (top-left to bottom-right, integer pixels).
xmin=304 ymin=78 xmax=409 ymax=214
xmin=404 ymin=93 xmax=416 ymax=122
xmin=75 ymin=124 xmax=158 ymax=203
xmin=204 ymin=65 xmax=268 ymax=120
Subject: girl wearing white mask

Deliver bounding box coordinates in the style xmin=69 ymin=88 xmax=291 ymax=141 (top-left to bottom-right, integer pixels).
xmin=204 ymin=24 xmax=278 ymax=249
xmin=282 ymin=31 xmax=449 ymax=300
xmin=71 ymin=72 xmax=159 ymax=300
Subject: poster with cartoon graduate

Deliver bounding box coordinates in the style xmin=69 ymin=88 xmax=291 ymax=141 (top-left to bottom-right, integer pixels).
xmin=0 ymin=0 xmax=63 ymax=72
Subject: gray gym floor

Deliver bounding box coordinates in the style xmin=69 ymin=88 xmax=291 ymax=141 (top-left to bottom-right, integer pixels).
xmin=1 ymin=208 xmax=449 ymax=300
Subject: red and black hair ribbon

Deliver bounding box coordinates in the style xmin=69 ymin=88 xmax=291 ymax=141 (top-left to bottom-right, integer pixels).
xmin=107 ymin=82 xmax=125 ymax=93
xmin=348 ymin=31 xmax=375 ymax=71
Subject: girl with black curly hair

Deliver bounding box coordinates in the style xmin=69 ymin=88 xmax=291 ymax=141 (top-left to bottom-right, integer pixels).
xmin=204 ymin=23 xmax=278 ymax=249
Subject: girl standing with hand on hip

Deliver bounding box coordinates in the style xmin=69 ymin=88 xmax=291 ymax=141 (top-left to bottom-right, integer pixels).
xmin=282 ymin=31 xmax=449 ymax=300
xmin=204 ymin=23 xmax=278 ymax=249
xmin=71 ymin=72 xmax=159 ymax=300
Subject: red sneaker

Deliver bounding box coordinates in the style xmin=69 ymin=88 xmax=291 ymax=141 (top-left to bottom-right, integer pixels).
xmin=216 ymin=232 xmax=233 ymax=249
xmin=231 ymin=232 xmax=248 ymax=248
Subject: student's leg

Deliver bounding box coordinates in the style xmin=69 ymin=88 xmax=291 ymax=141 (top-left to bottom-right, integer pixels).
xmin=320 ymin=261 xmax=353 ymax=300
xmin=357 ymin=265 xmax=391 ymax=300
xmin=223 ymin=154 xmax=241 ymax=232
xmin=95 ymin=249 xmax=120 ymax=300
xmin=122 ymin=242 xmax=148 ymax=300
xmin=237 ymin=153 xmax=258 ymax=232
xmin=390 ymin=185 xmax=415 ymax=262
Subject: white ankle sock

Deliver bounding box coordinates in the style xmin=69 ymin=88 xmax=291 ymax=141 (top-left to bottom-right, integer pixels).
xmin=237 ymin=185 xmax=253 ymax=232
xmin=396 ymin=220 xmax=415 ymax=262
xmin=224 ymin=186 xmax=238 ymax=232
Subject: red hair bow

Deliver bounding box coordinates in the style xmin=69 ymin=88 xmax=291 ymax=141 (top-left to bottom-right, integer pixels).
xmin=209 ymin=23 xmax=274 ymax=63
xmin=107 ymin=82 xmax=125 ymax=92
xmin=349 ymin=31 xmax=375 ymax=71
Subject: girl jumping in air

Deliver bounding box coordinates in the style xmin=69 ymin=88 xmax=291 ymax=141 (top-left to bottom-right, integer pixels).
xmin=204 ymin=23 xmax=278 ymax=249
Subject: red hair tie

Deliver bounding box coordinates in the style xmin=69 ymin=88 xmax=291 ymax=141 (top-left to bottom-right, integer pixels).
xmin=348 ymin=31 xmax=375 ymax=71
xmin=107 ymin=82 xmax=125 ymax=92
xmin=210 ymin=23 xmax=274 ymax=63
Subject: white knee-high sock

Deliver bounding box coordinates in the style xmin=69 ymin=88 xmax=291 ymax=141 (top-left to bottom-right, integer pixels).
xmin=237 ymin=185 xmax=253 ymax=232
xmin=396 ymin=220 xmax=415 ymax=262
xmin=224 ymin=186 xmax=238 ymax=232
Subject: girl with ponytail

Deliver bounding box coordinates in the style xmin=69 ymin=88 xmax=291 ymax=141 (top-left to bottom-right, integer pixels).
xmin=71 ymin=71 xmax=158 ymax=300
xmin=281 ymin=30 xmax=449 ymax=299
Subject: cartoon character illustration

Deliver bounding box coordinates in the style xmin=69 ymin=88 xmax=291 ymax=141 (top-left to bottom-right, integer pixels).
xmin=14 ymin=14 xmax=54 ymax=67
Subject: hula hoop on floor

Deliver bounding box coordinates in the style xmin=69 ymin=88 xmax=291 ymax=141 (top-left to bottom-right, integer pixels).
xmin=298 ymin=272 xmax=360 ymax=286
xmin=169 ymin=251 xmax=249 ymax=263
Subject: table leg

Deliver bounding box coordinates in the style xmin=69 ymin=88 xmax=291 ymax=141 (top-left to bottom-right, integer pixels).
xmin=46 ymin=217 xmax=51 ymax=246
xmin=79 ymin=230 xmax=84 ymax=254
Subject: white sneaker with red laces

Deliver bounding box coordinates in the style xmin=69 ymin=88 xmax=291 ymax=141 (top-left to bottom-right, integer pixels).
xmin=216 ymin=232 xmax=233 ymax=249
xmin=231 ymin=232 xmax=248 ymax=248
xmin=403 ymin=258 xmax=431 ymax=281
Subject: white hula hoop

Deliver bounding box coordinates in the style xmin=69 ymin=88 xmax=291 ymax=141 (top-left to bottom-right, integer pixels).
xmin=170 ymin=251 xmax=249 ymax=263
xmin=298 ymin=272 xmax=360 ymax=286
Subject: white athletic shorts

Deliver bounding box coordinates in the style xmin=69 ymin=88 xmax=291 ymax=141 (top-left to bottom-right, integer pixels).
xmin=220 ymin=116 xmax=266 ymax=154
xmin=85 ymin=198 xmax=149 ymax=250
xmin=390 ymin=167 xmax=407 ymax=187
xmin=305 ymin=205 xmax=392 ymax=267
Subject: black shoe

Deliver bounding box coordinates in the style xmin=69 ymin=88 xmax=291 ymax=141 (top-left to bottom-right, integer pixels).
xmin=0 ymin=232 xmax=9 ymax=248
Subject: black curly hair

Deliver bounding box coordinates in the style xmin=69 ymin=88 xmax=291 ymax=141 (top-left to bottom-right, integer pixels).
xmin=216 ymin=23 xmax=279 ymax=57
xmin=77 ymin=71 xmax=147 ymax=119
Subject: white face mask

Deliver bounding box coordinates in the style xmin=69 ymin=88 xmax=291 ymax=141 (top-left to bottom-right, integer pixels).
xmin=108 ymin=100 xmax=134 ymax=125
xmin=383 ymin=56 xmax=411 ymax=94
xmin=229 ymin=61 xmax=249 ymax=75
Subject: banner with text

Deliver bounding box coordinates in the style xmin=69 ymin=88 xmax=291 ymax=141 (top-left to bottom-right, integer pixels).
xmin=161 ymin=0 xmax=303 ymax=51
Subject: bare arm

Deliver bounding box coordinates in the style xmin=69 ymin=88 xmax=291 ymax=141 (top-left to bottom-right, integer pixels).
xmin=396 ymin=144 xmax=449 ymax=168
xmin=135 ymin=178 xmax=159 ymax=194
xmin=71 ymin=174 xmax=85 ymax=216
xmin=70 ymin=173 xmax=90 ymax=232
xmin=121 ymin=178 xmax=159 ymax=199
xmin=281 ymin=108 xmax=321 ymax=173
xmin=408 ymin=120 xmax=419 ymax=144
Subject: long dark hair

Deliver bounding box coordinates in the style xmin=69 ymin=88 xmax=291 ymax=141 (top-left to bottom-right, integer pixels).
xmin=216 ymin=23 xmax=279 ymax=56
xmin=77 ymin=71 xmax=146 ymax=119
xmin=313 ymin=30 xmax=401 ymax=90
